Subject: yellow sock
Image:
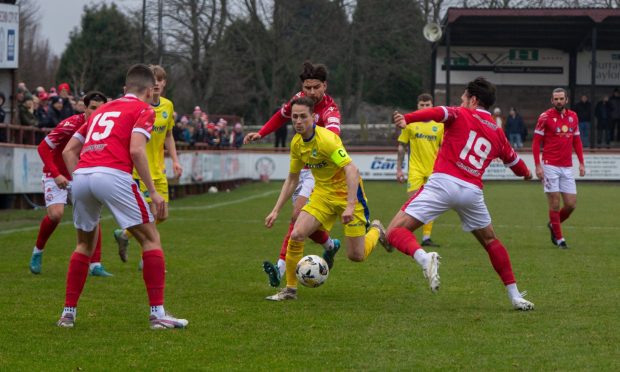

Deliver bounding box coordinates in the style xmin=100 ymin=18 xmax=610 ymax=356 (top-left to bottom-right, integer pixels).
xmin=285 ymin=239 xmax=304 ymax=289
xmin=422 ymin=221 xmax=433 ymax=239
xmin=124 ymin=229 xmax=133 ymax=239
xmin=363 ymin=227 xmax=380 ymax=259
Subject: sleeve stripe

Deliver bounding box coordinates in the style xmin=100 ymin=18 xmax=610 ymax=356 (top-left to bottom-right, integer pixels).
xmin=280 ymin=107 xmax=290 ymax=118
xmin=325 ymin=124 xmax=340 ymax=130
xmin=534 ymin=130 xmax=545 ymax=136
xmin=504 ymin=156 xmax=520 ymax=168
xmin=133 ymin=128 xmax=151 ymax=139
xmin=73 ymin=132 xmax=85 ymax=143
xmin=440 ymin=106 xmax=449 ymax=122
xmin=44 ymin=136 xmax=56 ymax=149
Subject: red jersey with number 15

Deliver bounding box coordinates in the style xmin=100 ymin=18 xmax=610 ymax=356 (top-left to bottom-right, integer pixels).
xmin=404 ymin=106 xmax=521 ymax=189
xmin=74 ymin=95 xmax=155 ymax=174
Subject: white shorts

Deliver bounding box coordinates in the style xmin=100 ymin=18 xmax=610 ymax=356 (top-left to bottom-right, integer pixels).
xmin=542 ymin=164 xmax=577 ymax=194
xmin=42 ymin=176 xmax=69 ymax=207
xmin=292 ymin=168 xmax=315 ymax=204
xmin=71 ymin=167 xmax=153 ymax=231
xmin=402 ymin=173 xmax=491 ymax=232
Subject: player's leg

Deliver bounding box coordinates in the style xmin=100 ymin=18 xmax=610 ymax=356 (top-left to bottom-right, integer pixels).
xmin=557 ymin=167 xmax=577 ymax=247
xmin=471 ymin=225 xmax=534 ymax=311
xmin=343 ymin=194 xmax=387 ymax=262
xmin=31 ymin=178 xmax=67 ymax=274
xmin=543 ymin=165 xmax=565 ymax=247
xmin=89 ymin=224 xmax=112 ymax=277
xmin=409 ymin=177 xmax=440 ymax=247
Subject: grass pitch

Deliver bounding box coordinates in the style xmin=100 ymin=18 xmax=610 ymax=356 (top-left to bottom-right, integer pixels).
xmin=0 ymin=181 xmax=618 ymax=370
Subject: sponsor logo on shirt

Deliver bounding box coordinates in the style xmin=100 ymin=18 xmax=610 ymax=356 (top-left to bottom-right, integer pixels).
xmin=415 ymin=133 xmax=438 ymax=141
xmin=456 ymin=161 xmax=481 ymax=176
xmin=306 ymin=161 xmax=328 ymax=169
xmin=152 ymin=124 xmax=167 ymax=133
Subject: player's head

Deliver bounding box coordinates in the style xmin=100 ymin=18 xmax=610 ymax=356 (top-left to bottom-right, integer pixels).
xmin=299 ymin=61 xmax=327 ymax=104
xmin=417 ymin=93 xmax=433 ymax=110
xmin=125 ymin=64 xmax=156 ymax=101
xmin=290 ymin=96 xmax=315 ymax=138
xmin=551 ymin=88 xmax=568 ymax=112
xmin=461 ymin=77 xmax=496 ymax=110
xmin=149 ymin=64 xmax=167 ymax=99
xmin=83 ymin=91 xmax=108 ymax=119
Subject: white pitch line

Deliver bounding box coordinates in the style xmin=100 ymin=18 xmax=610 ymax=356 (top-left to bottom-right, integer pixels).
xmin=0 ymin=190 xmax=279 ymax=236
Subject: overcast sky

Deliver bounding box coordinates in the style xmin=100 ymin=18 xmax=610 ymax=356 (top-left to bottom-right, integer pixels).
xmin=33 ymin=0 xmax=143 ymax=56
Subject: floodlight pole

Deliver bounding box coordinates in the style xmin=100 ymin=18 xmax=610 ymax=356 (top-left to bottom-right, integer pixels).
xmin=589 ymin=25 xmax=597 ymax=149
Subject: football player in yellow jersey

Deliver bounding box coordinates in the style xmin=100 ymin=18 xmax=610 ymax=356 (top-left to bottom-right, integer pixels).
xmin=264 ymin=97 xmax=390 ymax=301
xmin=114 ymin=65 xmax=183 ymax=264
xmin=396 ymin=93 xmax=444 ymax=247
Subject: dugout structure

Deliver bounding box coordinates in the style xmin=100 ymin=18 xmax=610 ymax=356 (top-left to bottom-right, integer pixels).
xmin=431 ymin=8 xmax=620 ymax=147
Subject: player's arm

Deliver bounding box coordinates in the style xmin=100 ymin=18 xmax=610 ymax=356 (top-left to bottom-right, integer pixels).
xmin=573 ymin=133 xmax=586 ymax=177
xmin=265 ymin=171 xmax=300 ymax=228
xmin=500 ymin=132 xmax=531 ymax=180
xmin=342 ymin=162 xmax=359 ymax=224
xmin=532 ymin=115 xmax=545 ymax=179
xmin=62 ymin=137 xmax=83 ymax=175
xmin=396 ymin=142 xmax=407 ymax=183
xmin=244 ymin=110 xmax=290 ymax=144
xmin=131 ymin=132 xmax=164 ymax=219
xmin=394 ymin=107 xmax=451 ymax=129
xmin=38 ymin=137 xmax=70 ymax=189
xmin=164 ymin=129 xmax=183 ymax=178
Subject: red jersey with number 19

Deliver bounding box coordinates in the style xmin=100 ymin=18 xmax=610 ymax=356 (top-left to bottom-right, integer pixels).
xmin=404 ymin=106 xmax=524 ymax=189
xmin=74 ymin=94 xmax=155 ymax=174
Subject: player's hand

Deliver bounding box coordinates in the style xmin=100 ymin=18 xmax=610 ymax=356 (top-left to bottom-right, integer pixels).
xmin=244 ymin=132 xmax=262 ymax=144
xmin=173 ymin=161 xmax=183 ymax=178
xmin=150 ymin=192 xmax=165 ymax=220
xmin=393 ymin=111 xmax=406 ymax=129
xmin=579 ymin=163 xmax=586 ymax=177
xmin=341 ymin=204 xmax=355 ymax=225
xmin=265 ymin=211 xmax=278 ymax=228
xmin=396 ymin=170 xmax=405 ymax=183
xmin=54 ymin=175 xmax=70 ymax=189
xmin=524 ymin=170 xmax=533 ymax=181
xmin=535 ymin=164 xmax=544 ymax=180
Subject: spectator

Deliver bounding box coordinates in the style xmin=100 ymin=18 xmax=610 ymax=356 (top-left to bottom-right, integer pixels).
xmin=184 ymin=122 xmax=196 ymax=145
xmin=0 ymin=92 xmax=5 ymax=142
xmin=189 ymin=106 xmax=202 ymax=128
xmin=173 ymin=116 xmax=187 ymax=142
xmin=230 ymin=122 xmax=244 ymax=148
xmin=273 ymin=106 xmax=287 ymax=147
xmin=75 ymin=97 xmax=86 ymax=114
xmin=57 ymin=83 xmax=75 ymax=120
xmin=505 ymin=107 xmax=525 ymax=149
xmin=49 ymin=96 xmax=65 ymax=127
xmin=217 ymin=118 xmax=229 ymax=147
xmin=19 ymin=94 xmax=38 ymax=126
xmin=609 ymin=88 xmax=620 ymax=141
xmin=35 ymin=92 xmax=54 ymax=128
xmin=205 ymin=123 xmax=221 ymax=147
xmin=595 ymin=96 xmax=612 ymax=148
xmin=48 ymin=87 xmax=58 ymax=98
xmin=573 ymin=94 xmax=592 ymax=147
xmin=492 ymin=107 xmax=503 ymax=129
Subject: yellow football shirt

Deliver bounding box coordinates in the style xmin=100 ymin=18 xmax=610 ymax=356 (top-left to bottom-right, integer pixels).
xmin=398 ymin=120 xmax=444 ymax=177
xmin=290 ymin=126 xmax=352 ymax=199
xmin=133 ymin=96 xmax=175 ymax=180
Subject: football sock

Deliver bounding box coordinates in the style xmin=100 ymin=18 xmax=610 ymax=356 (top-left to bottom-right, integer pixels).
xmin=506 ymin=283 xmax=521 ymax=300
xmin=122 ymin=229 xmax=133 ymax=240
xmin=62 ymin=306 xmax=76 ymax=318
xmin=309 ymin=229 xmax=329 ymax=246
xmin=150 ymin=305 xmax=166 ymax=318
xmin=64 ymin=252 xmax=90 ymax=307
xmin=413 ymin=249 xmax=429 ymax=267
xmin=549 ymin=210 xmax=563 ymax=240
xmin=279 ymin=223 xmax=295 ymax=261
xmin=36 ymin=215 xmax=59 ymax=251
xmin=285 ymin=239 xmax=304 ymax=289
xmin=363 ymin=226 xmax=380 ymax=259
xmin=422 ymin=221 xmax=433 ymax=241
xmin=142 ymin=249 xmax=166 ymax=306
xmin=33 ymin=247 xmax=44 ymax=254
xmin=90 ymin=225 xmax=102 ymax=264
xmin=387 ymin=227 xmax=421 ymax=257
xmin=559 ymin=207 xmax=573 ymax=223
xmin=484 ymin=239 xmax=516 ymax=285
xmin=277 ymin=258 xmax=286 ymax=277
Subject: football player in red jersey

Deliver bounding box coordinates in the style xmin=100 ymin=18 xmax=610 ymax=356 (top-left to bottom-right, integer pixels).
xmin=388 ymin=77 xmax=535 ymax=311
xmin=244 ymin=62 xmax=369 ymax=288
xmin=532 ymin=88 xmax=585 ymax=249
xmin=57 ymin=64 xmax=187 ymax=329
xmin=30 ymin=92 xmax=108 ymax=276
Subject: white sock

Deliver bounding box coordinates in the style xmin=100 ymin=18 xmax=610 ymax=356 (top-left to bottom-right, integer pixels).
xmin=89 ymin=263 xmax=101 ymax=271
xmin=322 ymin=238 xmax=334 ymax=250
xmin=150 ymin=305 xmax=166 ymax=318
xmin=277 ymin=259 xmax=286 ymax=277
xmin=556 ymin=238 xmax=565 ymax=244
xmin=506 ymin=283 xmax=521 ymax=300
xmin=62 ymin=306 xmax=76 ymax=318
xmin=33 ymin=247 xmax=44 ymax=254
xmin=422 ymin=235 xmax=431 ymax=241
xmin=413 ymin=249 xmax=429 ymax=267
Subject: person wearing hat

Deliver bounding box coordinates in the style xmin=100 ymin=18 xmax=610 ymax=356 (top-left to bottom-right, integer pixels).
xmin=19 ymin=94 xmax=38 ymax=126
xmin=35 ymin=92 xmax=54 ymax=128
xmin=49 ymin=96 xmax=65 ymax=127
xmin=57 ymin=82 xmax=75 ymax=120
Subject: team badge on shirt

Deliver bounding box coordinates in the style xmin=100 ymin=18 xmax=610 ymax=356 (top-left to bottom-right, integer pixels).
xmin=568 ymin=117 xmax=573 ymax=123
xmin=562 ymin=125 xmax=568 ymax=133
xmin=163 ymin=111 xmax=168 ymax=119
xmin=312 ymin=148 xmax=318 ymax=157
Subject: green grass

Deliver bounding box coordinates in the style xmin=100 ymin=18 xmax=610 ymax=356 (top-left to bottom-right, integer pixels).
xmin=0 ymin=181 xmax=618 ymax=370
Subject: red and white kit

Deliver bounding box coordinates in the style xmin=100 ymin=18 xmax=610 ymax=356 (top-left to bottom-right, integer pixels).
xmin=401 ymin=106 xmax=529 ymax=230
xmin=533 ymin=108 xmax=584 ymax=193
xmin=71 ymin=94 xmax=155 ymax=231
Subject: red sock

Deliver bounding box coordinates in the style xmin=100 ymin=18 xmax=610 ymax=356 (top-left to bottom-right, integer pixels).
xmin=64 ymin=252 xmax=90 ymax=307
xmin=485 ymin=239 xmax=515 ymax=285
xmin=549 ymin=210 xmax=563 ymax=240
xmin=309 ymin=230 xmax=329 ymax=245
xmin=387 ymin=227 xmax=421 ymax=256
xmin=142 ymin=249 xmax=166 ymax=306
xmin=90 ymin=225 xmax=102 ymax=264
xmin=279 ymin=223 xmax=295 ymax=261
xmin=559 ymin=207 xmax=573 ymax=223
xmin=36 ymin=215 xmax=59 ymax=250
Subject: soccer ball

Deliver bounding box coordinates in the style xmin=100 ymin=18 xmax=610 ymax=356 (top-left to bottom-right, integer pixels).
xmin=208 ymin=186 xmax=218 ymax=193
xmin=296 ymin=255 xmax=329 ymax=288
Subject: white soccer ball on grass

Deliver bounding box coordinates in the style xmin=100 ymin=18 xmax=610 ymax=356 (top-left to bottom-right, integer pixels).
xmin=296 ymin=255 xmax=329 ymax=288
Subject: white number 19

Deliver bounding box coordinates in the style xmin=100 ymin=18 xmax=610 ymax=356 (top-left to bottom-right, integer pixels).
xmin=459 ymin=130 xmax=492 ymax=169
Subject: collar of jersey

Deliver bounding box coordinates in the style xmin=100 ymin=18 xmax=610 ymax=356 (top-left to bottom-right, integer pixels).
xmin=303 ymin=124 xmax=317 ymax=142
xmin=124 ymin=93 xmax=138 ymax=99
xmin=151 ymin=99 xmax=161 ymax=107
xmin=475 ymin=108 xmax=491 ymax=115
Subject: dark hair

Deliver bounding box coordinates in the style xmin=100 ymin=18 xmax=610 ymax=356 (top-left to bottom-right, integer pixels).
xmin=290 ymin=96 xmax=315 ymax=112
xmin=83 ymin=91 xmax=107 ymax=106
xmin=125 ymin=64 xmax=155 ymax=94
xmin=465 ymin=77 xmax=496 ymax=109
xmin=299 ymin=61 xmax=327 ymax=82
xmin=417 ymin=93 xmax=433 ymax=103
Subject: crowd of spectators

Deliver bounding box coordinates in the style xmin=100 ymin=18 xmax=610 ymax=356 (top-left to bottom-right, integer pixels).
xmin=173 ymin=106 xmax=244 ymax=149
xmin=14 ymin=82 xmax=78 ymax=128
